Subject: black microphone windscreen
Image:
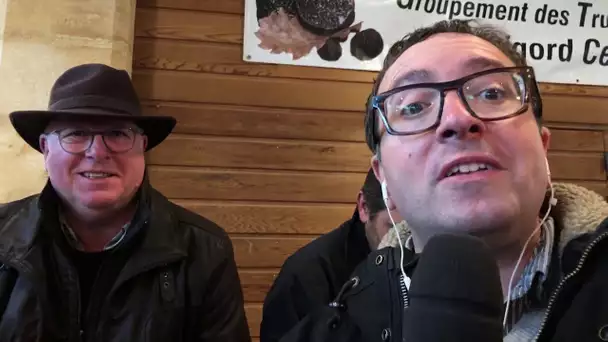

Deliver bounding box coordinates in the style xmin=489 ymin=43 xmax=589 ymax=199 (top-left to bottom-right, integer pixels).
xmin=403 ymin=233 xmax=504 ymax=342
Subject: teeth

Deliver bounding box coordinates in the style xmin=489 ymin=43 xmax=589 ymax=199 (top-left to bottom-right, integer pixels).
xmin=82 ymin=172 xmax=112 ymax=179
xmin=447 ymin=163 xmax=493 ymax=177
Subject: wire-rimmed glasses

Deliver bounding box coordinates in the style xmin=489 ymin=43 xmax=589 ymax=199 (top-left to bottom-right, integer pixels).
xmin=47 ymin=127 xmax=144 ymax=154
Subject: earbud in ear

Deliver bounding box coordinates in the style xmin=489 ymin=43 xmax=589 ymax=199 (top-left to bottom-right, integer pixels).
xmin=381 ymin=181 xmax=389 ymax=202
xmin=544 ymin=157 xmax=558 ymax=206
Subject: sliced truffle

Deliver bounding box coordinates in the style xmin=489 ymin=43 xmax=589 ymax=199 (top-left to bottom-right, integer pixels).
xmin=350 ymin=29 xmax=384 ymax=61
xmin=257 ymin=0 xmax=296 ymax=21
xmin=295 ymin=0 xmax=355 ymax=36
xmin=317 ymin=38 xmax=342 ymax=61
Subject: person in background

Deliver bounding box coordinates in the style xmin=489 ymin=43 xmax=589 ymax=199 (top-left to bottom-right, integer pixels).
xmin=0 ymin=63 xmax=251 ymax=341
xmin=259 ymin=169 xmax=402 ymax=342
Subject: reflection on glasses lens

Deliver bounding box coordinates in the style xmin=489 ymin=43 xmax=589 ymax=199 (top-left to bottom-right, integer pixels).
xmin=58 ymin=128 xmax=137 ymax=153
xmin=380 ymin=70 xmax=529 ymax=135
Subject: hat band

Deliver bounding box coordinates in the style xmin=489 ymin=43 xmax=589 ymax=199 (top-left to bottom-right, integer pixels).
xmin=49 ymin=95 xmax=141 ymax=116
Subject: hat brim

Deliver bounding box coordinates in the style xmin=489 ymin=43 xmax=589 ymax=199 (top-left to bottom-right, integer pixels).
xmin=8 ymin=109 xmax=177 ymax=153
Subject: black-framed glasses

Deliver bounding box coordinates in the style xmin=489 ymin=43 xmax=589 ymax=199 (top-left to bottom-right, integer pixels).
xmin=47 ymin=127 xmax=144 ymax=154
xmin=370 ymin=66 xmax=536 ymax=141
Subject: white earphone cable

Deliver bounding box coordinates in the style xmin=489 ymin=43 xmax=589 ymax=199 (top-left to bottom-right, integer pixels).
xmin=502 ymin=173 xmax=556 ymax=330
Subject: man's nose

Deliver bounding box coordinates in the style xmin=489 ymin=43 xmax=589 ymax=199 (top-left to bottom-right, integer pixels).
xmin=85 ymin=134 xmax=110 ymax=157
xmin=435 ymin=91 xmax=486 ymax=141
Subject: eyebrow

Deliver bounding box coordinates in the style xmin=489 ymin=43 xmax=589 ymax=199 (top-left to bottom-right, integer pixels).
xmin=461 ymin=56 xmax=508 ymax=72
xmin=390 ymin=56 xmax=509 ymax=88
xmin=391 ymin=69 xmax=435 ymax=88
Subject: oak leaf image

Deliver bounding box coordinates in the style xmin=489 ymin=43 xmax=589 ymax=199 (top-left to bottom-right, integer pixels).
xmin=255 ymin=8 xmax=327 ymax=60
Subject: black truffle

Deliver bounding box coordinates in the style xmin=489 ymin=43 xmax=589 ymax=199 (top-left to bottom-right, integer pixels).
xmin=256 ymin=0 xmax=296 ymax=21
xmin=296 ymin=0 xmax=355 ymax=36
xmin=336 ymin=34 xmax=349 ymax=43
xmin=317 ymin=38 xmax=342 ymax=61
xmin=350 ymin=28 xmax=384 ymax=61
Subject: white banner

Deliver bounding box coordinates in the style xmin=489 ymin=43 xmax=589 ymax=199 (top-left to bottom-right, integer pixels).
xmin=243 ymin=0 xmax=608 ymax=86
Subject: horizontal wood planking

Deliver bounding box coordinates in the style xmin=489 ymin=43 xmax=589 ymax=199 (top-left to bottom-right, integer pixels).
xmin=148 ymin=132 xmax=605 ymax=173
xmin=138 ymin=0 xmax=244 ymax=14
xmin=239 ymin=269 xmax=278 ymax=302
xmin=150 ymin=168 xmax=367 ymax=203
xmin=246 ymin=304 xmax=262 ymax=337
xmin=141 ymin=101 xmax=365 ymax=142
xmin=172 ymin=200 xmax=354 ymax=234
xmin=133 ymin=38 xmax=375 ymax=83
xmin=548 ymin=152 xmax=606 ymax=181
xmin=548 ymin=129 xmax=604 ymax=152
xmin=148 ymin=135 xmax=372 ymax=172
xmin=133 ymin=69 xmax=608 ymax=125
xmin=232 ymin=236 xmax=314 ymax=268
xmin=132 ymin=69 xmax=374 ymax=112
xmin=134 ymin=8 xmax=243 ymax=44
xmin=134 ymin=37 xmax=608 ymax=102
xmin=150 ymin=166 xmax=606 ymax=203
xmin=142 ymin=101 xmax=608 ymax=145
xmin=133 ymin=8 xmax=608 ymax=98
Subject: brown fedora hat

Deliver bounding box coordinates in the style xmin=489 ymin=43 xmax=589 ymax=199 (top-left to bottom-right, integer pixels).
xmin=9 ymin=63 xmax=176 ymax=153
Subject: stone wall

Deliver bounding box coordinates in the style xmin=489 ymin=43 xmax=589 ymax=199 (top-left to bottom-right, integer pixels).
xmin=0 ymin=0 xmax=136 ymax=202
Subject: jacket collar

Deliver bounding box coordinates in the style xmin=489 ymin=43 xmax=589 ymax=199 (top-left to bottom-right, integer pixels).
xmin=0 ymin=194 xmax=43 ymax=273
xmin=377 ymin=182 xmax=608 ymax=256
xmin=0 ymin=176 xmax=188 ymax=275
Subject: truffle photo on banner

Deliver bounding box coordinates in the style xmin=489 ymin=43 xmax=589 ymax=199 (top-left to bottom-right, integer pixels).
xmin=242 ymin=0 xmax=608 ymax=87
xmin=245 ymin=0 xmax=385 ymax=63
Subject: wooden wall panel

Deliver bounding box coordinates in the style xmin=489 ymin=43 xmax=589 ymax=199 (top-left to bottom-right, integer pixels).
xmin=133 ymin=4 xmax=608 ymax=339
xmin=149 ymin=135 xmax=605 ymax=175
xmin=174 ymin=200 xmax=354 ymax=234
xmin=148 ymin=135 xmax=372 ymax=172
xmin=233 ymin=236 xmax=314 ymax=268
xmin=148 ymin=167 xmax=367 ymax=202
xmin=138 ymin=0 xmax=244 ymax=14
xmin=240 ymin=269 xmax=278 ymax=302
xmin=141 ymin=101 xmax=364 ymax=142
xmin=133 ymin=69 xmax=608 ymax=124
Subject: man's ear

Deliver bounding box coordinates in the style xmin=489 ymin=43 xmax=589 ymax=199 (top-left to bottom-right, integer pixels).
xmin=540 ymin=126 xmax=551 ymax=153
xmin=357 ymin=191 xmax=369 ymax=223
xmin=371 ymin=154 xmax=383 ymax=183
xmin=39 ymin=134 xmax=49 ymax=156
xmin=371 ymin=154 xmax=397 ymax=210
xmin=141 ymin=135 xmax=148 ymax=151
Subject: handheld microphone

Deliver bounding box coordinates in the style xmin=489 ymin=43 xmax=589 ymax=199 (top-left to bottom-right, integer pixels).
xmin=403 ymin=233 xmax=504 ymax=342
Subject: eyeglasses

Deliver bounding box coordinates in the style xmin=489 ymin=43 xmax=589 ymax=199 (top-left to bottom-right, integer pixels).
xmin=370 ymin=66 xmax=536 ymax=140
xmin=47 ymin=127 xmax=144 ymax=154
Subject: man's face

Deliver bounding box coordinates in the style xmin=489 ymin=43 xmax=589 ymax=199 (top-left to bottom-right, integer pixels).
xmin=372 ymin=33 xmax=551 ymax=246
xmin=358 ymin=193 xmax=402 ymax=249
xmin=39 ymin=118 xmax=148 ymax=214
xmin=369 ymin=210 xmax=399 ymax=242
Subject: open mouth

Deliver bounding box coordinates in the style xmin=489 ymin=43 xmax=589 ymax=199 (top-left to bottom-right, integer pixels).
xmin=79 ymin=172 xmax=116 ymax=179
xmin=445 ymin=162 xmax=496 ymax=178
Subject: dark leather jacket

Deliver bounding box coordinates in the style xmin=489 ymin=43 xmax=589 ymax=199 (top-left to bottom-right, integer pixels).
xmin=0 ymin=180 xmax=251 ymax=342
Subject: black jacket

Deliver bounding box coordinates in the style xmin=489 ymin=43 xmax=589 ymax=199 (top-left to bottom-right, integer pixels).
xmin=0 ymin=180 xmax=251 ymax=342
xmin=260 ymin=209 xmax=371 ymax=342
xmin=278 ymin=183 xmax=608 ymax=342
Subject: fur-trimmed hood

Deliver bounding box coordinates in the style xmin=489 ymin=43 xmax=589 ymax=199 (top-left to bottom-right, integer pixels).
xmin=377 ymin=182 xmax=608 ymax=254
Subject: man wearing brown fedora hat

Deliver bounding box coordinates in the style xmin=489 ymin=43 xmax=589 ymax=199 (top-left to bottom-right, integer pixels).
xmin=0 ymin=63 xmax=251 ymax=341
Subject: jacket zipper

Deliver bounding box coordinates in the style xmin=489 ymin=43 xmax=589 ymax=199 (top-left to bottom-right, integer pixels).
xmin=399 ymin=273 xmax=409 ymax=309
xmin=396 ymin=252 xmax=410 ymax=342
xmin=534 ymin=231 xmax=608 ymax=341
xmin=76 ymin=276 xmax=83 ymax=342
